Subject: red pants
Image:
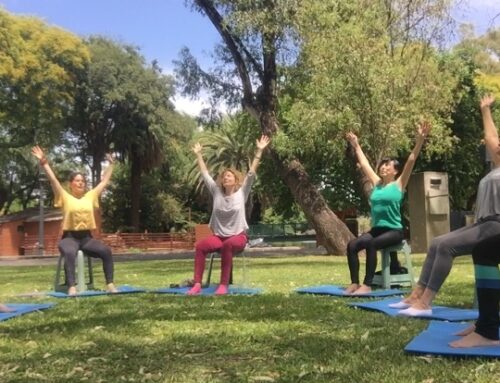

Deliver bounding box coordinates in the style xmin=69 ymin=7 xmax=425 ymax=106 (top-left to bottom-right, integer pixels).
xmin=193 ymin=233 xmax=247 ymax=285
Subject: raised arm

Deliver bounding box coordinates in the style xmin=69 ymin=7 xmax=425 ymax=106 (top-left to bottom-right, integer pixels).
xmin=93 ymin=154 xmax=115 ymax=196
xmin=31 ymin=146 xmax=65 ymax=196
xmin=192 ymin=142 xmax=208 ymax=173
xmin=249 ymin=135 xmax=270 ymax=174
xmin=480 ymin=95 xmax=500 ymax=167
xmin=346 ymin=132 xmax=380 ymax=186
xmin=397 ymin=121 xmax=431 ymax=190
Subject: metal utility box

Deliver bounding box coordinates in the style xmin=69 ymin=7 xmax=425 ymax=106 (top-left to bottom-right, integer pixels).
xmin=408 ymin=172 xmax=450 ymax=253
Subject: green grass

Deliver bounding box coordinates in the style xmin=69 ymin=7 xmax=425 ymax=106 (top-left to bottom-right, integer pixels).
xmin=0 ymin=254 xmax=499 ymax=383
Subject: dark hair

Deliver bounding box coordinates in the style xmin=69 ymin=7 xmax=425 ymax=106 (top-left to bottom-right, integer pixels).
xmin=377 ymin=157 xmax=401 ymax=175
xmin=68 ymin=171 xmax=86 ymax=184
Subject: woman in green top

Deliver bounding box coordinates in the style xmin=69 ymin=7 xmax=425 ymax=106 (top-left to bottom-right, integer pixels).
xmin=345 ymin=121 xmax=430 ymax=295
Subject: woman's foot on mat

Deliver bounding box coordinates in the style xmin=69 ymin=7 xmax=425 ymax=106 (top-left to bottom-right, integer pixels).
xmin=352 ymin=284 xmax=372 ymax=295
xmin=389 ymin=300 xmax=411 ymax=309
xmin=106 ymin=283 xmax=119 ymax=293
xmin=187 ymin=283 xmax=202 ymax=295
xmin=215 ymin=284 xmax=229 ymax=295
xmin=449 ymin=332 xmax=500 ymax=348
xmin=454 ymin=323 xmax=476 ymax=337
xmin=67 ymin=286 xmax=77 ymax=296
xmin=398 ymin=300 xmax=432 ymax=316
xmin=344 ymin=284 xmax=360 ymax=295
xmin=0 ymin=304 xmax=15 ymax=313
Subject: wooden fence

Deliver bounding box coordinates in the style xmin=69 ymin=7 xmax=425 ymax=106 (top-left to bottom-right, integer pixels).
xmin=20 ymin=231 xmax=195 ymax=256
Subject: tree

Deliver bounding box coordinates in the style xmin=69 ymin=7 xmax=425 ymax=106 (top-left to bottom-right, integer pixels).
xmin=177 ymin=0 xmax=460 ymax=254
xmin=287 ymin=1 xmax=461 ymax=207
xmin=0 ymin=9 xmax=88 ymax=212
xmin=68 ymin=37 xmax=183 ymax=231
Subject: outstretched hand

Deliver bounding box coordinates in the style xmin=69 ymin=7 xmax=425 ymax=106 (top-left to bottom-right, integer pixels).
xmin=345 ymin=132 xmax=359 ymax=147
xmin=192 ymin=142 xmax=202 ymax=155
xmin=480 ymin=95 xmax=495 ymax=109
xmin=31 ymin=145 xmax=45 ymax=161
xmin=417 ymin=121 xmax=431 ymax=139
xmin=256 ymin=135 xmax=271 ymax=150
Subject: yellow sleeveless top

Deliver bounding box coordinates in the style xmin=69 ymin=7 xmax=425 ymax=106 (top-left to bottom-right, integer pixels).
xmin=55 ymin=189 xmax=99 ymax=231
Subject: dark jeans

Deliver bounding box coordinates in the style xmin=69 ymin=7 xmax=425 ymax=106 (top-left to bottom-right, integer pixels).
xmin=346 ymin=227 xmax=404 ymax=285
xmin=472 ymin=234 xmax=500 ymax=340
xmin=58 ymin=231 xmax=114 ymax=286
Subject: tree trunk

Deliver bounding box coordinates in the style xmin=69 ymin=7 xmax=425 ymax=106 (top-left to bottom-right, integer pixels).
xmin=130 ymin=153 xmax=142 ymax=231
xmin=258 ymin=108 xmax=355 ymax=255
xmin=269 ymin=150 xmax=354 ymax=255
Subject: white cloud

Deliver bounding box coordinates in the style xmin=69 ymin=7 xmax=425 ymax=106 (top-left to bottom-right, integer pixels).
xmin=171 ymin=95 xmax=206 ymax=116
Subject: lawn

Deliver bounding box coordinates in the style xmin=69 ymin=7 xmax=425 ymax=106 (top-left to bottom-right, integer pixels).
xmin=0 ymin=254 xmax=498 ymax=383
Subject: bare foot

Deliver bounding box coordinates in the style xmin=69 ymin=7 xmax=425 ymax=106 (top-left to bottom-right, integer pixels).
xmin=449 ymin=332 xmax=500 ymax=348
xmin=454 ymin=324 xmax=476 ymax=337
xmin=0 ymin=304 xmax=15 ymax=313
xmin=106 ymin=283 xmax=119 ymax=293
xmin=67 ymin=286 xmax=77 ymax=296
xmin=344 ymin=283 xmax=360 ymax=295
xmin=402 ymin=286 xmax=424 ymax=303
xmin=187 ymin=283 xmax=202 ymax=295
xmin=214 ymin=284 xmax=228 ymax=295
xmin=408 ymin=299 xmax=431 ymax=311
xmin=352 ymin=284 xmax=372 ymax=295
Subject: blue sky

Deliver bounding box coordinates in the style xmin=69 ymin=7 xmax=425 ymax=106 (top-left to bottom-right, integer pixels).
xmin=1 ymin=0 xmax=499 ymax=114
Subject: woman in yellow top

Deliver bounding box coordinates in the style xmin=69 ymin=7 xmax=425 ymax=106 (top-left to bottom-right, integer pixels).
xmin=31 ymin=146 xmax=117 ymax=295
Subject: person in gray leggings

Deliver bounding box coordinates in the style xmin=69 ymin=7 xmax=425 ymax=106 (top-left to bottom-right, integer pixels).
xmin=392 ymin=95 xmax=500 ymax=316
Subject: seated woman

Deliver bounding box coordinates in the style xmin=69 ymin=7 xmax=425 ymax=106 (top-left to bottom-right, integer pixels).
xmin=450 ymin=233 xmax=500 ymax=348
xmin=31 ymin=146 xmax=117 ymax=296
xmin=0 ymin=304 xmax=14 ymax=313
xmin=345 ymin=121 xmax=430 ymax=295
xmin=187 ymin=135 xmax=270 ymax=295
xmin=394 ymin=95 xmax=500 ymax=316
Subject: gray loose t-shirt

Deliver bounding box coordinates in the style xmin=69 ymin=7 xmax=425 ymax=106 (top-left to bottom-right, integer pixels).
xmin=474 ymin=166 xmax=500 ymax=221
xmin=201 ymin=170 xmax=255 ymax=237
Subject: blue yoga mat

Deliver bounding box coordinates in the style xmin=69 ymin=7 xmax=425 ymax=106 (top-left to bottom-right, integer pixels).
xmin=46 ymin=285 xmax=147 ymax=298
xmin=405 ymin=321 xmax=500 ymax=358
xmin=349 ymin=297 xmax=478 ymax=321
xmin=154 ymin=285 xmax=262 ymax=296
xmin=0 ymin=303 xmax=55 ymax=322
xmin=295 ymin=285 xmax=406 ymax=297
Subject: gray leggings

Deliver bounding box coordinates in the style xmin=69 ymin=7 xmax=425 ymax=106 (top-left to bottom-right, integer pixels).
xmin=58 ymin=231 xmax=114 ymax=286
xmin=418 ymin=218 xmax=500 ymax=292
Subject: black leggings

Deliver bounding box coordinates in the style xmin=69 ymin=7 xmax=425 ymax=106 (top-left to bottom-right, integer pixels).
xmin=472 ymin=234 xmax=500 ymax=340
xmin=58 ymin=231 xmax=114 ymax=286
xmin=347 ymin=227 xmax=404 ymax=285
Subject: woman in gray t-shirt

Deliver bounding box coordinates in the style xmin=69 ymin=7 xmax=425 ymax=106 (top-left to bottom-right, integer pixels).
xmin=187 ymin=135 xmax=270 ymax=295
xmin=394 ymin=95 xmax=500 ymax=319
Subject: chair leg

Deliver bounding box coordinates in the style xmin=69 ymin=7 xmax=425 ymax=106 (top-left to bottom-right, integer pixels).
xmin=403 ymin=248 xmax=415 ymax=288
xmin=76 ymin=250 xmax=87 ymax=293
xmin=381 ymin=250 xmax=391 ymax=290
xmin=204 ymin=252 xmax=216 ymax=288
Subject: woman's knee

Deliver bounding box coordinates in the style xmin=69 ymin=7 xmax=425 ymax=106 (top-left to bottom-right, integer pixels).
xmin=347 ymin=239 xmax=359 ymax=255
